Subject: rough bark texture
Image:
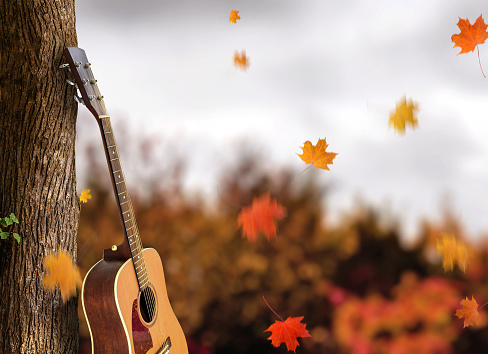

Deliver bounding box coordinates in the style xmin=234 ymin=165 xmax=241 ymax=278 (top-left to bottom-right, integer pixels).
xmin=0 ymin=0 xmax=79 ymax=353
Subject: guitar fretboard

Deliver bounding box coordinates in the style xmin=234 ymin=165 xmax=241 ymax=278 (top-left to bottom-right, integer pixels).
xmin=99 ymin=116 xmax=149 ymax=289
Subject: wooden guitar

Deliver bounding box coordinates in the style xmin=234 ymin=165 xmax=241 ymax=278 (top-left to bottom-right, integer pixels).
xmin=63 ymin=47 xmax=188 ymax=354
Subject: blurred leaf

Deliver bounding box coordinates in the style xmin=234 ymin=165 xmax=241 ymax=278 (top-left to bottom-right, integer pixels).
xmin=43 ymin=248 xmax=82 ymax=302
xmin=80 ymin=188 xmax=92 ymax=204
xmin=437 ymin=232 xmax=469 ymax=273
xmin=233 ymin=50 xmax=249 ymax=71
xmin=388 ymin=95 xmax=418 ymax=135
xmin=237 ymin=192 xmax=286 ymax=242
xmin=229 ymin=9 xmax=240 ymax=23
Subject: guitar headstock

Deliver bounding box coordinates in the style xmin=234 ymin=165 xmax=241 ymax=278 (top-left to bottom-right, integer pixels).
xmin=63 ymin=47 xmax=108 ymax=119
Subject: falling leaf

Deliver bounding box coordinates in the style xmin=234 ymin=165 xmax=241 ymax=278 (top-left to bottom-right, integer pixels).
xmin=43 ymin=248 xmax=82 ymax=302
xmin=298 ymin=138 xmax=338 ymax=170
xmin=80 ymin=189 xmax=92 ymax=203
xmin=265 ymin=317 xmax=311 ymax=352
xmin=229 ymin=9 xmax=240 ymax=23
xmin=455 ymin=296 xmax=481 ymax=328
xmin=237 ymin=192 xmax=286 ymax=242
xmin=452 ymin=15 xmax=488 ymax=54
xmin=388 ymin=95 xmax=418 ymax=135
xmin=452 ymin=15 xmax=488 ymax=77
xmin=263 ymin=296 xmax=311 ymax=352
xmin=437 ymin=233 xmax=469 ymax=273
xmin=233 ymin=50 xmax=249 ymax=71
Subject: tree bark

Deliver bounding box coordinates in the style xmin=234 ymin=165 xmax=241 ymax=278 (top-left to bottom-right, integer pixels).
xmin=0 ymin=0 xmax=79 ymax=353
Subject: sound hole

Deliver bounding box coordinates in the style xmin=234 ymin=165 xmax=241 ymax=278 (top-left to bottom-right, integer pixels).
xmin=139 ymin=286 xmax=157 ymax=324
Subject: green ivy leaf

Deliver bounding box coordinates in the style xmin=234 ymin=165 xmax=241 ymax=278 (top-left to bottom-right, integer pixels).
xmin=4 ymin=217 xmax=13 ymax=226
xmin=12 ymin=233 xmax=20 ymax=243
xmin=0 ymin=218 xmax=7 ymax=228
xmin=0 ymin=231 xmax=9 ymax=240
xmin=9 ymin=213 xmax=18 ymax=223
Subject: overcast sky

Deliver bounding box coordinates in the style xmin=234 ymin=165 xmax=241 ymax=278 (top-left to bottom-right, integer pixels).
xmin=74 ymin=0 xmax=488 ymax=241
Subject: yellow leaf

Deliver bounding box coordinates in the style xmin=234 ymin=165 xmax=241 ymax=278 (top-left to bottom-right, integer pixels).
xmin=456 ymin=296 xmax=481 ymax=328
xmin=80 ymin=188 xmax=92 ymax=203
xmin=229 ymin=9 xmax=240 ymax=23
xmin=436 ymin=233 xmax=469 ymax=273
xmin=42 ymin=248 xmax=82 ymax=303
xmin=297 ymin=138 xmax=338 ymax=170
xmin=233 ymin=50 xmax=249 ymax=71
xmin=389 ymin=95 xmax=418 ymax=135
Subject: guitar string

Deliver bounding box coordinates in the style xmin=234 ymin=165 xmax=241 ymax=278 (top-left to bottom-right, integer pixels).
xmin=103 ymin=117 xmax=159 ymax=337
xmin=83 ymin=64 xmax=161 ymax=342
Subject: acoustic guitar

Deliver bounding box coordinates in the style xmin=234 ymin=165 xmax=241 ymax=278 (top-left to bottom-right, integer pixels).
xmin=63 ymin=47 xmax=188 ymax=354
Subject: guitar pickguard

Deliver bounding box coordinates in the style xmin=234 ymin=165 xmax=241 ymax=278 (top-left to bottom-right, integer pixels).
xmin=132 ymin=298 xmax=153 ymax=354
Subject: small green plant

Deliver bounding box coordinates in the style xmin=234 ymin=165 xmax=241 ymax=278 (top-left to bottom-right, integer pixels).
xmin=0 ymin=213 xmax=20 ymax=243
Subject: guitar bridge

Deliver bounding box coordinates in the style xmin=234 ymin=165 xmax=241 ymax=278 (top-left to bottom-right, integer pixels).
xmin=156 ymin=337 xmax=171 ymax=354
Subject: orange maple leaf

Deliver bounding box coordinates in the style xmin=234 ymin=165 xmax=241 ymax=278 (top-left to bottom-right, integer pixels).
xmin=455 ymin=296 xmax=481 ymax=328
xmin=237 ymin=192 xmax=286 ymax=242
xmin=233 ymin=50 xmax=249 ymax=71
xmin=436 ymin=233 xmax=469 ymax=273
xmin=229 ymin=9 xmax=240 ymax=23
xmin=298 ymin=138 xmax=337 ymax=170
xmin=452 ymin=15 xmax=488 ymax=54
xmin=389 ymin=95 xmax=418 ymax=135
xmin=263 ymin=297 xmax=310 ymax=352
xmin=42 ymin=248 xmax=82 ymax=302
xmin=452 ymin=15 xmax=488 ymax=77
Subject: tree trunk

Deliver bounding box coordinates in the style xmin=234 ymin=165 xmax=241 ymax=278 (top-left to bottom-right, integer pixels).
xmin=0 ymin=0 xmax=79 ymax=353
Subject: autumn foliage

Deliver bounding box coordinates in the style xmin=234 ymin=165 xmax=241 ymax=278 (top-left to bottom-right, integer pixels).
xmin=75 ymin=138 xmax=488 ymax=353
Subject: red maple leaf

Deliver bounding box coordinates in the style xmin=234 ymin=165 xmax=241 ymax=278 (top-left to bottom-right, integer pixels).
xmin=263 ymin=296 xmax=310 ymax=352
xmin=265 ymin=317 xmax=311 ymax=352
xmin=236 ymin=192 xmax=286 ymax=242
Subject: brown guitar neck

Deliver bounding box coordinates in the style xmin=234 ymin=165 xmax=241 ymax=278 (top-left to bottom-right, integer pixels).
xmin=98 ymin=115 xmax=149 ymax=289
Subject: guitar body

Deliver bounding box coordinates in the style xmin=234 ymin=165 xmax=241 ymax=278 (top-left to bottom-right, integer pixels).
xmin=82 ymin=248 xmax=188 ymax=354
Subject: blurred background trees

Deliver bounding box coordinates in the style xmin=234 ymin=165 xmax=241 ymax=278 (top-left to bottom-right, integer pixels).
xmin=76 ymin=122 xmax=488 ymax=353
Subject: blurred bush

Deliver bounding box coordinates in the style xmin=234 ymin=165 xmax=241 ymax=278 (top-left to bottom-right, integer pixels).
xmin=77 ymin=139 xmax=488 ymax=354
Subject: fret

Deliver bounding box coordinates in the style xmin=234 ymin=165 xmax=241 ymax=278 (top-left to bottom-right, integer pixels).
xmin=98 ymin=114 xmax=148 ymax=290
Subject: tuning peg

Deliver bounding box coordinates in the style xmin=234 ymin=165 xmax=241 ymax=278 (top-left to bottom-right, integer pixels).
xmin=74 ymin=93 xmax=84 ymax=105
xmin=66 ymin=79 xmax=77 ymax=86
xmin=59 ymin=63 xmax=70 ymax=69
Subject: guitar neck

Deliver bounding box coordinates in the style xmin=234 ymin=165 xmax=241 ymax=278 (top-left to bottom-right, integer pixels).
xmin=98 ymin=115 xmax=149 ymax=289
